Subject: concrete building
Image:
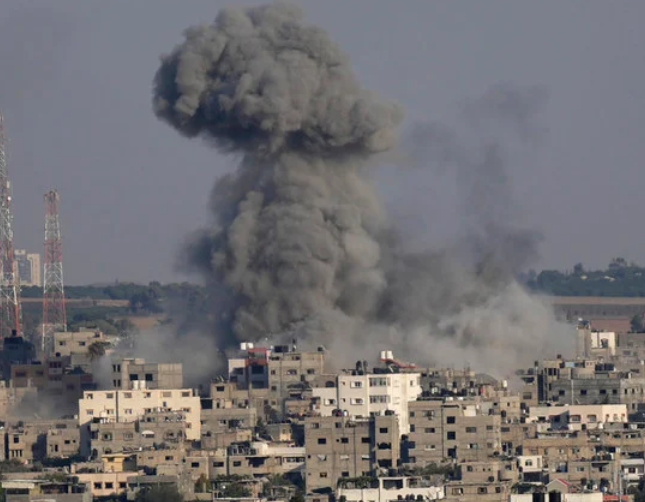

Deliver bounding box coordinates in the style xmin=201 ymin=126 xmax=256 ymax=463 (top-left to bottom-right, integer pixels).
xmin=54 ymin=331 xmax=107 ymax=357
xmin=14 ymin=250 xmax=41 ymax=287
xmin=89 ymin=410 xmax=189 ymax=457
xmin=267 ymin=345 xmax=325 ymax=399
xmin=1 ymin=479 xmax=91 ymax=502
xmin=528 ymin=404 xmax=628 ymax=431
xmin=312 ymin=369 xmax=421 ymax=434
xmin=227 ymin=441 xmax=306 ymax=478
xmin=304 ymin=415 xmax=399 ymax=494
xmin=406 ymin=398 xmax=501 ymax=464
xmin=5 ymin=419 xmax=79 ymax=462
xmin=338 ymin=477 xmax=444 ymax=502
xmin=78 ymin=388 xmax=200 ymax=457
xmin=109 ymin=358 xmax=183 ymax=390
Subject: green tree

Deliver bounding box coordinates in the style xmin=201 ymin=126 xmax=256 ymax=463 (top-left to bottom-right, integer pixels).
xmin=632 ymin=314 xmax=644 ymax=333
xmin=87 ymin=341 xmax=109 ymax=361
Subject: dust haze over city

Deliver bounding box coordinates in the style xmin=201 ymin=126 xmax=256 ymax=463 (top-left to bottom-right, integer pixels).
xmin=2 ymin=1 xmax=645 ymax=374
xmin=2 ymin=3 xmax=645 ymax=500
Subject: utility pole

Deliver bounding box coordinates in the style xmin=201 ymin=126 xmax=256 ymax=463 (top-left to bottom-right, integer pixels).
xmin=42 ymin=189 xmax=66 ymax=353
xmin=0 ymin=113 xmax=22 ymax=339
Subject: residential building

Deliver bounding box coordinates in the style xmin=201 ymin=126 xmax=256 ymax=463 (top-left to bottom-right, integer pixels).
xmin=304 ymin=415 xmax=399 ymax=493
xmin=312 ymin=369 xmax=421 ymax=434
xmin=1 ymin=479 xmax=91 ymax=502
xmin=406 ymin=398 xmax=501 ymax=464
xmin=338 ymin=476 xmax=444 ymax=502
xmin=78 ymin=388 xmax=200 ymax=457
xmin=14 ymin=250 xmax=41 ymax=287
xmin=109 ymin=358 xmax=183 ymax=390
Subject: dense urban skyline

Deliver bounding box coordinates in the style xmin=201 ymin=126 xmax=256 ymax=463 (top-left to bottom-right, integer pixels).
xmin=1 ymin=1 xmax=645 ymax=284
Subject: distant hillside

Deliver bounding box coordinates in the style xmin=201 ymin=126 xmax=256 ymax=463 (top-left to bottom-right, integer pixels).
xmin=525 ymin=258 xmax=645 ymax=297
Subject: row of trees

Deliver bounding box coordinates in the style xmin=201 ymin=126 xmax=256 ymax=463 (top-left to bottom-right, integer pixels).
xmin=526 ymin=258 xmax=645 ymax=296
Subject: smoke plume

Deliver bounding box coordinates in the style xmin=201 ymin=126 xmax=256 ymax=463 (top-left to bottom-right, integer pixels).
xmin=153 ymin=3 xmax=570 ymax=376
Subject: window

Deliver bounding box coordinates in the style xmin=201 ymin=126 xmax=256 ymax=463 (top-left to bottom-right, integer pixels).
xmin=319 ymin=472 xmax=328 ymax=478
xmin=361 ymin=437 xmax=370 ymax=444
xmin=318 ymin=438 xmax=327 ymax=445
xmin=129 ymin=374 xmax=138 ymax=381
xmin=580 ymin=389 xmax=587 ymax=395
xmin=106 ymin=393 xmax=114 ymax=399
xmin=233 ymin=461 xmax=241 ymax=467
xmin=407 ymin=441 xmax=416 ymax=449
xmin=307 ymin=368 xmax=316 ymax=375
xmin=570 ymin=415 xmax=581 ymax=423
xmin=145 ymin=374 xmax=153 ymax=381
xmin=410 ymin=425 xmax=415 ymax=432
xmin=468 ymin=443 xmax=478 ymax=449
xmin=370 ymin=395 xmax=388 ymax=404
xmin=379 ymin=427 xmax=388 ymax=434
xmin=125 ymin=409 xmax=133 ymax=415
xmin=350 ymin=380 xmax=363 ymax=388
xmin=94 ymin=483 xmax=102 ymax=490
xmin=182 ymin=391 xmax=190 ymax=397
xmin=213 ymin=461 xmax=224 ymax=467
xmin=446 ymin=416 xmax=456 ymax=424
xmin=191 ymin=462 xmax=200 ymax=468
xmin=447 ymin=431 xmax=456 ymax=440
xmin=86 ymin=410 xmax=94 ymax=416
xmin=311 ymin=422 xmax=320 ymax=429
xmin=409 ymin=411 xmax=415 ymax=418
xmin=369 ymin=377 xmax=387 ymax=387
xmin=600 ymin=389 xmax=607 ymax=395
xmin=340 ymin=438 xmax=349 ymax=444
xmin=477 ymin=487 xmax=488 ymax=495
xmin=86 ymin=393 xmax=93 ymax=400
xmin=452 ymin=488 xmax=463 ymax=495
xmin=124 ymin=433 xmax=134 ymax=440
xmin=163 ymin=391 xmax=172 ymax=398
xmin=558 ymin=390 xmax=565 ymax=396
xmin=144 ymin=392 xmax=151 ymax=398
xmin=466 ymin=427 xmax=477 ymax=433
xmin=105 ymin=483 xmax=114 ymax=489
xmin=350 ymin=398 xmax=364 ymax=405
xmin=286 ymin=369 xmax=297 ymax=376
xmin=341 ymin=471 xmax=349 ymax=477
xmin=423 ymin=410 xmax=435 ymax=418
xmin=588 ymin=415 xmax=597 ymax=423
xmin=424 ymin=427 xmax=435 ymax=433
xmin=119 ymin=482 xmax=126 ymax=489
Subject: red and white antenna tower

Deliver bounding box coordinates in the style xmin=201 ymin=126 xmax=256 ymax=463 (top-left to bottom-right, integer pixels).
xmin=0 ymin=113 xmax=21 ymax=339
xmin=42 ymin=189 xmax=66 ymax=353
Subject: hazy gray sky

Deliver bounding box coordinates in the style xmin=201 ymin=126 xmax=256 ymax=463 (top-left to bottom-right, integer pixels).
xmin=1 ymin=1 xmax=644 ymax=284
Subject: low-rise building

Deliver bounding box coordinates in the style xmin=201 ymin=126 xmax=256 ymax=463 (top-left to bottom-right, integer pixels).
xmin=338 ymin=476 xmax=444 ymax=502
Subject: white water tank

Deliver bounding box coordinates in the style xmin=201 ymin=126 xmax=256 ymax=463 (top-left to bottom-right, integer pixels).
xmin=240 ymin=342 xmax=248 ymax=351
xmin=247 ymin=342 xmax=254 ymax=349
xmin=380 ymin=351 xmax=387 ymax=360
xmin=386 ymin=350 xmax=394 ymax=360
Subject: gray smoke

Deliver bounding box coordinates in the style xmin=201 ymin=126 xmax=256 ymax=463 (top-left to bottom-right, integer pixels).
xmin=153 ymin=3 xmax=570 ymax=376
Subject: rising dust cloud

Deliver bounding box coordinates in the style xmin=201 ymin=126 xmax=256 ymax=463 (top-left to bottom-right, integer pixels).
xmin=151 ymin=2 xmax=571 ymax=378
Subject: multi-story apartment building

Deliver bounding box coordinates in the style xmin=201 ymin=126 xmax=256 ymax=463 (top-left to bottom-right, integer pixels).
xmin=109 ymin=358 xmax=183 ymax=390
xmin=528 ymin=404 xmax=628 ymax=431
xmin=5 ymin=419 xmax=79 ymax=462
xmin=312 ymin=369 xmax=421 ymax=434
xmin=406 ymin=398 xmax=502 ymax=464
xmin=14 ymin=249 xmax=41 ymax=287
xmin=90 ymin=410 xmax=189 ymax=457
xmin=54 ymin=331 xmax=108 ymax=357
xmin=78 ymin=388 xmax=200 ymax=457
xmin=304 ymin=415 xmax=399 ymax=494
xmin=227 ymin=344 xmax=325 ymax=399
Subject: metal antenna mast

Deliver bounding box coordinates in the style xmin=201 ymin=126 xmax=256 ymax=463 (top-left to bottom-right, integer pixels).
xmin=0 ymin=113 xmax=21 ymax=339
xmin=42 ymin=189 xmax=66 ymax=353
